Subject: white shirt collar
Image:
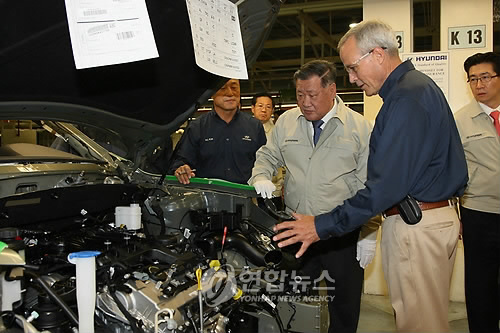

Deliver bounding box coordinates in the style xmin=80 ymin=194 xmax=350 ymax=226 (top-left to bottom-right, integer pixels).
xmin=310 ymin=98 xmax=337 ymax=130
xmin=478 ymin=102 xmax=500 ymax=117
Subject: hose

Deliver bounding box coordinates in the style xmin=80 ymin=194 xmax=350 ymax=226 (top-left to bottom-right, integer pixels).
xmin=209 ymin=233 xmax=282 ymax=267
xmin=23 ymin=270 xmax=79 ymax=327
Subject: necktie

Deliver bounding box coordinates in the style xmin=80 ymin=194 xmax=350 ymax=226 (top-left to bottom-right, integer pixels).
xmin=491 ymin=110 xmax=500 ymax=137
xmin=312 ymin=120 xmax=324 ymax=146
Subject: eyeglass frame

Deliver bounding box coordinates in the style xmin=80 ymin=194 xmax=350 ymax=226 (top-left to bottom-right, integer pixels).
xmin=344 ymin=47 xmax=387 ymax=74
xmin=467 ymin=74 xmax=499 ymax=85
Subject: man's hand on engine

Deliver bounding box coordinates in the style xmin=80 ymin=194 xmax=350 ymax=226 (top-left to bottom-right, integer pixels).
xmin=272 ymin=212 xmax=319 ymax=258
xmin=253 ymin=179 xmax=276 ymax=199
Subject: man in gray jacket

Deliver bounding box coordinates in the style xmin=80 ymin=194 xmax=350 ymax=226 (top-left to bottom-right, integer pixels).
xmin=249 ymin=60 xmax=379 ymax=333
xmin=454 ymin=52 xmax=500 ymax=333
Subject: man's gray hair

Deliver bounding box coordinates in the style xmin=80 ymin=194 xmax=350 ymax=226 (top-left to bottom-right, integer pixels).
xmin=293 ymin=60 xmax=337 ymax=88
xmin=338 ymin=20 xmax=399 ymax=57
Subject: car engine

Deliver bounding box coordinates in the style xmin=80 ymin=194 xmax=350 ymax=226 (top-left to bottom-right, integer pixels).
xmin=0 ymin=176 xmax=323 ymax=333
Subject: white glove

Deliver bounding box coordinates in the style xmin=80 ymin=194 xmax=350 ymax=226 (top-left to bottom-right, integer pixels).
xmin=356 ymin=233 xmax=377 ymax=269
xmin=253 ymin=180 xmax=276 ymax=199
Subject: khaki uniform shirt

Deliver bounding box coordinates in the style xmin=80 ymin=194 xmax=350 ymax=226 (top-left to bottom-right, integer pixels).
xmin=455 ymin=101 xmax=500 ymax=213
xmin=262 ymin=120 xmax=284 ymax=198
xmin=249 ymin=97 xmax=379 ymax=236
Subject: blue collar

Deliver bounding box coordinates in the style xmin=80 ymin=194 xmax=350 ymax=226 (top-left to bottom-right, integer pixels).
xmin=379 ymin=60 xmax=415 ymax=101
xmin=210 ymin=108 xmax=240 ymax=122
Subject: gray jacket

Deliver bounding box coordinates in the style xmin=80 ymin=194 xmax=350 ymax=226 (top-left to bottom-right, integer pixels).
xmin=455 ymin=101 xmax=500 ymax=213
xmin=249 ymin=97 xmax=379 ymax=236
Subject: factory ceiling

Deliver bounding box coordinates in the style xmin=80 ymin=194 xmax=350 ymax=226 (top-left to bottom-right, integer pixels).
xmin=240 ymin=0 xmax=499 ymax=105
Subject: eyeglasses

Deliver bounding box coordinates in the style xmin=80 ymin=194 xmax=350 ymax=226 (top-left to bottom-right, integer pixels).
xmin=344 ymin=47 xmax=386 ymax=74
xmin=467 ymin=74 xmax=499 ymax=85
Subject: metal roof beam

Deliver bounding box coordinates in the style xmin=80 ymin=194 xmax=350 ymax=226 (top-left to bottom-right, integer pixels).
xmin=298 ymin=11 xmax=338 ymax=49
xmin=254 ymin=56 xmax=339 ymax=68
xmin=278 ymin=0 xmax=362 ymax=16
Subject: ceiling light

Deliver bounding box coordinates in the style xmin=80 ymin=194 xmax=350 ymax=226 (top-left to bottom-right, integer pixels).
xmin=349 ymin=22 xmax=359 ymax=28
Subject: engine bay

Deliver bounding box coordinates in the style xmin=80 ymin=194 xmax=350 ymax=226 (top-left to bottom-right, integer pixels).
xmin=0 ymin=181 xmax=323 ymax=333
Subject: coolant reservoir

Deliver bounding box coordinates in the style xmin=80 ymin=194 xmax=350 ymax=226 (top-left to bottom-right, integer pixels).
xmin=68 ymin=251 xmax=101 ymax=333
xmin=115 ymin=203 xmax=142 ymax=230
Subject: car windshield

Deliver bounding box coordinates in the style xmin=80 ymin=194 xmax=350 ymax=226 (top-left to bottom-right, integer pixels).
xmin=0 ymin=120 xmax=126 ymax=164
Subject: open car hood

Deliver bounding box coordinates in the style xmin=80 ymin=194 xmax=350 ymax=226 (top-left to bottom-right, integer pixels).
xmin=0 ymin=0 xmax=281 ymax=171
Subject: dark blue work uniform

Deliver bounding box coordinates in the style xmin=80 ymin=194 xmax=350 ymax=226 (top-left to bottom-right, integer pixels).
xmin=315 ymin=60 xmax=468 ymax=238
xmin=171 ymin=109 xmax=266 ymax=184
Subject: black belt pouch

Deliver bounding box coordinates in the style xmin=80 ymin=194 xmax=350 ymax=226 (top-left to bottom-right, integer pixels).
xmin=397 ymin=195 xmax=422 ymax=225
